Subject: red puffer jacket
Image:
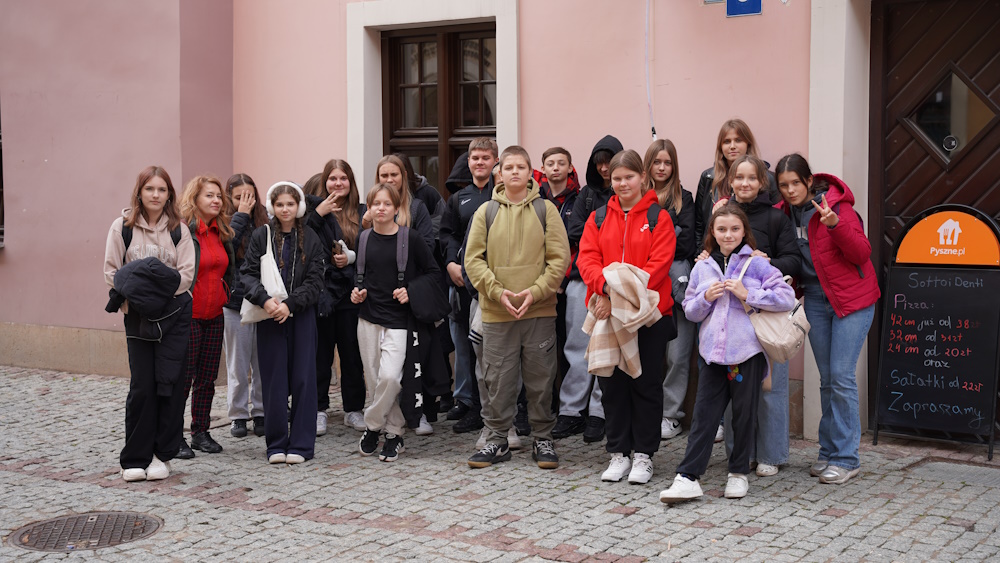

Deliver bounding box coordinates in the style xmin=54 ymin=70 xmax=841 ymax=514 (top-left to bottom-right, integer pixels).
xmin=577 ymin=189 xmax=676 ymax=315
xmin=776 ymin=173 xmax=880 ymax=317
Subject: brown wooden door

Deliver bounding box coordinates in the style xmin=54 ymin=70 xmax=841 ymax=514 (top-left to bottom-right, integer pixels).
xmin=868 ymin=0 xmax=1000 ymax=422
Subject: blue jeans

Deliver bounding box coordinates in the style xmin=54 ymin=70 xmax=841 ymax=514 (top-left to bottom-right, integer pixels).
xmin=727 ymin=358 xmax=790 ymax=466
xmin=803 ymin=284 xmax=873 ymax=471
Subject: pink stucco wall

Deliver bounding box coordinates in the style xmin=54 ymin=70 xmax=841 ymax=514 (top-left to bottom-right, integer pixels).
xmin=233 ymin=0 xmax=350 ymax=190
xmin=0 ymin=0 xmax=233 ymax=331
xmin=0 ymin=0 xmax=183 ymax=330
xmin=519 ymin=0 xmax=811 ymax=192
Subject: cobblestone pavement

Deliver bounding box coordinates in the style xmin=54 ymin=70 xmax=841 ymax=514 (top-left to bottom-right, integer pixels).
xmin=2 ymin=365 xmax=999 ymax=561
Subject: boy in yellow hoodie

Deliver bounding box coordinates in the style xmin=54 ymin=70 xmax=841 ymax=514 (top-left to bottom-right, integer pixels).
xmin=464 ymin=145 xmax=570 ymax=469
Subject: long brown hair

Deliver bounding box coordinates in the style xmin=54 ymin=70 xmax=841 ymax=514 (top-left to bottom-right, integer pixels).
xmin=322 ymin=159 xmax=361 ymax=250
xmin=268 ymin=184 xmax=307 ymax=267
xmin=711 ymin=119 xmax=762 ymax=199
xmin=704 ymin=203 xmax=757 ymax=254
xmin=125 ymin=166 xmax=181 ymax=230
xmin=375 ymin=155 xmax=412 ymax=227
xmin=643 ymin=139 xmax=683 ymax=214
xmin=225 ymin=173 xmax=268 ymax=260
xmin=180 ymin=175 xmax=235 ymax=242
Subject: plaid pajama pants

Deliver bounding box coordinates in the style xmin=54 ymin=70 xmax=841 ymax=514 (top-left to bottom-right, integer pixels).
xmin=184 ymin=314 xmax=225 ymax=435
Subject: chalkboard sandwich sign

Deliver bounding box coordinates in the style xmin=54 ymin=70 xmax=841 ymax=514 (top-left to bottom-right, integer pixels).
xmin=874 ymin=204 xmax=1000 ymax=459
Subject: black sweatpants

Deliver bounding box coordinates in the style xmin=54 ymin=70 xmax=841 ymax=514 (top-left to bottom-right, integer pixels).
xmin=597 ymin=315 xmax=673 ymax=457
xmin=258 ymin=307 xmax=319 ymax=460
xmin=677 ymin=352 xmax=765 ymax=477
xmin=120 ymin=309 xmax=191 ymax=470
xmin=315 ymin=306 xmax=365 ymax=413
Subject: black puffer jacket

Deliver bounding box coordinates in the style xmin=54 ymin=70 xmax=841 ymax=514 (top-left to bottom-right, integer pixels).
xmin=240 ymin=223 xmax=326 ymax=314
xmin=566 ymin=134 xmax=623 ymax=280
xmin=693 ymin=164 xmax=778 ymax=247
xmin=668 ymin=189 xmax=698 ymax=262
xmin=224 ymin=212 xmax=257 ymax=310
xmin=736 ymin=191 xmax=801 ymax=278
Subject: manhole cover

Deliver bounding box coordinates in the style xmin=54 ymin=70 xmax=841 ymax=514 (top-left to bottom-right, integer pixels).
xmin=910 ymin=461 xmax=1000 ymax=487
xmin=8 ymin=511 xmax=162 ymax=552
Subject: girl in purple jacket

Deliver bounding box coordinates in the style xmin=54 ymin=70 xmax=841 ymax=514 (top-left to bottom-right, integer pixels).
xmin=659 ymin=205 xmax=795 ymax=504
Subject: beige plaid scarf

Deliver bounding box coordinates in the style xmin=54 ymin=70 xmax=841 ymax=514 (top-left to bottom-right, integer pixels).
xmin=582 ymin=262 xmax=662 ymax=378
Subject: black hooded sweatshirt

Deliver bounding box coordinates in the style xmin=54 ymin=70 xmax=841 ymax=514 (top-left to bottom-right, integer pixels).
xmin=736 ymin=191 xmax=801 ymax=278
xmin=565 ymin=134 xmax=623 ymax=280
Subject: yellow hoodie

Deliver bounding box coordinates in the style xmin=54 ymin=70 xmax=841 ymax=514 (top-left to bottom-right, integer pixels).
xmin=464 ymin=179 xmax=570 ymax=323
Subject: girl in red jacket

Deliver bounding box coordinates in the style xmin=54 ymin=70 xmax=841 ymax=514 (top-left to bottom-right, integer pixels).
xmin=775 ymin=154 xmax=880 ymax=485
xmin=577 ymin=149 xmax=677 ymax=485
xmin=178 ymin=175 xmax=236 ymax=459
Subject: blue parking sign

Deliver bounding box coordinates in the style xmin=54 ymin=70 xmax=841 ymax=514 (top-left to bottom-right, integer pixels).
xmin=727 ymin=0 xmax=762 ymax=17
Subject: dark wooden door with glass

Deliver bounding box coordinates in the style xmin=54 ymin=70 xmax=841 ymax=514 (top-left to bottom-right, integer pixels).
xmin=867 ymin=0 xmax=1000 ymax=421
xmin=383 ymin=24 xmax=496 ymax=198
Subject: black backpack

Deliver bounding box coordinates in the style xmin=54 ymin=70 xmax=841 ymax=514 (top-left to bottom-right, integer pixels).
xmin=592 ymin=203 xmax=663 ymax=232
xmin=355 ymin=226 xmax=409 ymax=289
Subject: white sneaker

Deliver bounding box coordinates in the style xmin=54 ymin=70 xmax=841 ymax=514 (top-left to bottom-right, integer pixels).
xmin=344 ymin=411 xmax=366 ymax=431
xmin=661 ymin=418 xmax=682 ymax=440
xmin=628 ymin=453 xmax=653 ymax=484
xmin=714 ymin=424 xmax=725 ymax=443
xmin=724 ymin=473 xmax=749 ymax=498
xmin=507 ymin=427 xmax=522 ymax=450
xmin=756 ymin=463 xmax=779 ymax=477
xmin=121 ymin=468 xmax=146 ymax=482
xmin=415 ymin=414 xmax=434 ymax=436
xmin=659 ymin=474 xmax=703 ymax=503
xmin=285 ymin=453 xmax=305 ymax=464
xmin=316 ymin=411 xmax=328 ymax=436
xmin=268 ymin=453 xmax=286 ymax=464
xmin=601 ymin=453 xmax=632 ymax=482
xmin=475 ymin=427 xmax=490 ymax=450
xmin=145 ymin=456 xmax=170 ymax=480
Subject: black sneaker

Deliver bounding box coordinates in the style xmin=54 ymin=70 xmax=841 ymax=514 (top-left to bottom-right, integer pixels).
xmin=551 ymin=415 xmax=585 ymax=439
xmin=532 ymin=439 xmax=559 ymax=469
xmin=453 ymin=409 xmax=484 ymax=434
xmin=359 ymin=429 xmax=380 ymax=456
xmin=230 ymin=419 xmax=248 ymax=438
xmin=468 ymin=442 xmax=511 ymax=468
xmin=438 ymin=394 xmax=454 ymax=414
xmin=191 ymin=431 xmax=223 ymax=453
xmin=252 ymin=416 xmax=265 ymax=437
xmin=583 ymin=416 xmax=606 ymax=443
xmin=514 ymin=406 xmax=531 ymax=436
xmin=379 ymin=434 xmax=404 ymax=462
xmin=446 ymin=401 xmax=470 ymax=421
xmin=176 ymin=438 xmax=195 ymax=459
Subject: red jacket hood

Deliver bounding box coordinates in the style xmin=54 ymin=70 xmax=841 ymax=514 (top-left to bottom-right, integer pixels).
xmin=775 ymin=173 xmax=854 ymax=212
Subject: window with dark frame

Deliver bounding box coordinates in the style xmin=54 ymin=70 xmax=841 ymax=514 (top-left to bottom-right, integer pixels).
xmin=382 ymin=24 xmax=496 ymax=199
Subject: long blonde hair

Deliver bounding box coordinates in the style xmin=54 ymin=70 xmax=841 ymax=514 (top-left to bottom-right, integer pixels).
xmin=375 ymin=155 xmax=412 ymax=227
xmin=643 ymin=139 xmax=683 ymax=214
xmin=712 ymin=119 xmax=762 ymax=200
xmin=180 ymin=174 xmax=234 ymax=241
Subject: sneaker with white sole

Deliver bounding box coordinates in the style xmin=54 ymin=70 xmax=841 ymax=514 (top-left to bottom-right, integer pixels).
xmin=475 ymin=427 xmax=490 ymax=450
xmin=285 ymin=453 xmax=305 ymax=464
xmin=601 ymin=453 xmax=632 ymax=482
xmin=316 ymin=411 xmax=328 ymax=436
xmin=724 ymin=473 xmax=749 ymax=498
xmin=415 ymin=415 xmax=433 ymax=436
xmin=628 ymin=453 xmax=653 ymax=484
xmin=344 ymin=411 xmax=366 ymax=431
xmin=819 ymin=465 xmax=860 ymax=484
xmin=145 ymin=456 xmax=170 ymax=480
xmin=714 ymin=424 xmax=725 ymax=443
xmin=359 ymin=429 xmax=380 ymax=456
xmin=507 ymin=427 xmax=522 ymax=450
xmin=659 ymin=474 xmax=703 ymax=503
xmin=268 ymin=453 xmax=286 ymax=464
xmin=661 ymin=418 xmax=682 ymax=440
xmin=756 ymin=463 xmax=779 ymax=477
xmin=379 ymin=434 xmax=404 ymax=462
xmin=122 ymin=468 xmax=146 ymax=482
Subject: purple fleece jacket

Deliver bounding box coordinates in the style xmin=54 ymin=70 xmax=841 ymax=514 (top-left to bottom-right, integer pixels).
xmin=683 ymin=245 xmax=796 ymax=372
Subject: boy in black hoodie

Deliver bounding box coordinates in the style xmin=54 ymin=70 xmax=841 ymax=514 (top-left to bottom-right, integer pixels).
xmin=439 ymin=138 xmax=498 ymax=436
xmin=556 ymin=135 xmax=623 ymax=443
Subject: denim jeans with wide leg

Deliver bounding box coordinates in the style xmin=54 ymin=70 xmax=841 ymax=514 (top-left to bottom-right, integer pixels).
xmin=803 ymin=284 xmax=873 ymax=471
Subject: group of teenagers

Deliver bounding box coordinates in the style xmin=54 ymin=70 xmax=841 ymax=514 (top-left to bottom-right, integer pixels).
xmin=103 ymin=117 xmax=880 ymax=505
